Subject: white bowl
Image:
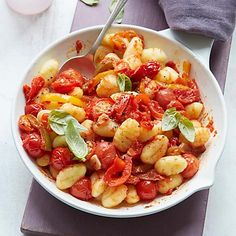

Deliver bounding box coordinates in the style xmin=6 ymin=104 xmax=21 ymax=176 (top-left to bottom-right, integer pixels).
xmin=12 ymin=24 xmax=227 ymax=218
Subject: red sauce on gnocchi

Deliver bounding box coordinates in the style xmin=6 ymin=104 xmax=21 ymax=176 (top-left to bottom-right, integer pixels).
xmin=18 ymin=30 xmax=212 ymax=208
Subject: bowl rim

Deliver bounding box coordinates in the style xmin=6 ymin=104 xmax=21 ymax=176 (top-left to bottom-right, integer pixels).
xmin=11 ymin=24 xmax=227 ymax=218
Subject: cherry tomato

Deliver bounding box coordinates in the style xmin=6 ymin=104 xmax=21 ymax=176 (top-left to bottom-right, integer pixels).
xmin=165 ymin=60 xmax=179 ymax=72
xmin=18 ymin=115 xmax=35 ymax=133
xmin=70 ymin=177 xmax=92 ymax=201
xmin=51 ymin=147 xmax=73 ymax=171
xmin=174 ymin=89 xmax=201 ymax=105
xmin=51 ymin=68 xmax=84 ymax=93
xmin=155 ymin=89 xmax=176 ymax=109
xmin=167 ymin=100 xmax=185 ymax=111
xmin=148 ymin=100 xmax=164 ymax=119
xmin=114 ymin=61 xmax=134 ymax=77
xmin=23 ymin=76 xmax=45 ymax=103
xmin=22 ymin=133 xmax=44 ymax=158
xmin=182 ymin=154 xmax=200 ymax=179
xmin=169 ymin=137 xmax=180 ymax=147
xmin=126 ymin=175 xmax=140 ymax=185
xmin=112 ymin=94 xmax=130 ymax=122
xmin=95 ymin=141 xmax=117 ymax=170
xmin=140 ymin=121 xmax=153 ymax=130
xmin=136 ymin=180 xmax=157 ymax=200
xmin=104 ymin=155 xmax=132 ymax=187
xmin=25 ymin=103 xmax=43 ymax=116
xmin=127 ymin=141 xmax=144 ymax=158
xmin=132 ymin=61 xmax=160 ymax=81
xmin=136 ymin=169 xmax=164 ymax=181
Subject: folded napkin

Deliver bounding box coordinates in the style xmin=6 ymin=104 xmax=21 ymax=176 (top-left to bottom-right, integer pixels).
xmin=159 ymin=0 xmax=236 ymax=41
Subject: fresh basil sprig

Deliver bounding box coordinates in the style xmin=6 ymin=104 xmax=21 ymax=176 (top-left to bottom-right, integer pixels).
xmin=80 ymin=0 xmax=99 ymax=6
xmin=109 ymin=0 xmax=125 ymax=23
xmin=65 ymin=120 xmax=88 ymax=162
xmin=117 ymin=73 xmax=132 ymax=92
xmin=48 ymin=110 xmax=88 ymax=161
xmin=162 ymin=108 xmax=195 ymax=142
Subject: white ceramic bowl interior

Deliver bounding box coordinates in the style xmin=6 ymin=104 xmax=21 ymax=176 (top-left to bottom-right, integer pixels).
xmin=12 ymin=24 xmax=227 ymax=218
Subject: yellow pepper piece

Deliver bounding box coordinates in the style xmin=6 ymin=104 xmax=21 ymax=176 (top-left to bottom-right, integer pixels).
xmin=40 ymin=93 xmax=84 ymax=107
xmin=182 ymin=60 xmax=191 ymax=77
xmin=166 ymin=84 xmax=189 ymax=90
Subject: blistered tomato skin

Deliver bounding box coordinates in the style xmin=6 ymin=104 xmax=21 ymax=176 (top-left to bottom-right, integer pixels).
xmin=182 ymin=154 xmax=200 ymax=179
xmin=22 ymin=133 xmax=45 ymax=159
xmin=51 ymin=147 xmax=73 ymax=171
xmin=25 ymin=103 xmax=43 ymax=116
xmin=155 ymin=89 xmax=176 ymax=109
xmin=136 ymin=180 xmax=157 ymax=200
xmin=70 ymin=177 xmax=92 ymax=201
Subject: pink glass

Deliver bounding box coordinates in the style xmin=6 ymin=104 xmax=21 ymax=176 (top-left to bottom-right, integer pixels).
xmin=6 ymin=0 xmax=53 ymax=15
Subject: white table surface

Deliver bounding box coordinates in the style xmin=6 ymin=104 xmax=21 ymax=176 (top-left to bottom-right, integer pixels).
xmin=0 ymin=1 xmax=235 ymax=235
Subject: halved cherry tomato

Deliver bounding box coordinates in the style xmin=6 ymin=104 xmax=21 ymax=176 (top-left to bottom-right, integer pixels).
xmin=113 ymin=94 xmax=130 ymax=122
xmin=23 ymin=76 xmax=45 ymax=104
xmin=25 ymin=103 xmax=43 ymax=116
xmin=95 ymin=141 xmax=117 ymax=170
xmin=136 ymin=180 xmax=157 ymax=200
xmin=104 ymin=155 xmax=132 ymax=187
xmin=134 ymin=94 xmax=150 ymax=105
xmin=70 ymin=177 xmax=92 ymax=201
xmin=136 ymin=169 xmax=164 ymax=181
xmin=148 ymin=100 xmax=164 ymax=119
xmin=22 ymin=133 xmax=45 ymax=158
xmin=182 ymin=154 xmax=200 ymax=179
xmin=169 ymin=137 xmax=180 ymax=147
xmin=140 ymin=121 xmax=154 ymax=130
xmin=51 ymin=68 xmax=84 ymax=93
xmin=18 ymin=115 xmax=35 ymax=133
xmin=167 ymin=100 xmax=185 ymax=111
xmin=155 ymin=89 xmax=176 ymax=109
xmin=51 ymin=147 xmax=73 ymax=171
xmin=114 ymin=60 xmax=134 ymax=77
xmin=132 ymin=61 xmax=161 ymax=81
xmin=174 ymin=88 xmax=201 ymax=105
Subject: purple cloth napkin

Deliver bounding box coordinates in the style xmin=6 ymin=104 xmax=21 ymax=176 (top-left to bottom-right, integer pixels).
xmin=159 ymin=0 xmax=236 ymax=41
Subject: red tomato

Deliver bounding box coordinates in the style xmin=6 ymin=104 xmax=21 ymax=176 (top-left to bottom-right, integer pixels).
xmin=127 ymin=141 xmax=144 ymax=158
xmin=136 ymin=169 xmax=164 ymax=181
xmin=165 ymin=60 xmax=179 ymax=72
xmin=51 ymin=68 xmax=84 ymax=93
xmin=132 ymin=61 xmax=160 ymax=81
xmin=70 ymin=177 xmax=92 ymax=201
xmin=169 ymin=137 xmax=180 ymax=147
xmin=25 ymin=103 xmax=43 ymax=116
xmin=22 ymin=133 xmax=44 ymax=158
xmin=167 ymin=100 xmax=185 ymax=111
xmin=136 ymin=180 xmax=157 ymax=200
xmin=18 ymin=115 xmax=35 ymax=133
xmin=140 ymin=121 xmax=154 ymax=130
xmin=182 ymin=154 xmax=200 ymax=179
xmin=113 ymin=94 xmax=131 ymax=122
xmin=148 ymin=100 xmax=164 ymax=119
xmin=114 ymin=61 xmax=134 ymax=77
xmin=104 ymin=155 xmax=132 ymax=187
xmin=41 ymin=113 xmax=51 ymax=131
xmin=51 ymin=147 xmax=72 ymax=171
xmin=155 ymin=89 xmax=176 ymax=109
xmin=23 ymin=76 xmax=45 ymax=103
xmin=126 ymin=175 xmax=140 ymax=185
xmin=95 ymin=141 xmax=117 ymax=170
xmin=174 ymin=89 xmax=201 ymax=105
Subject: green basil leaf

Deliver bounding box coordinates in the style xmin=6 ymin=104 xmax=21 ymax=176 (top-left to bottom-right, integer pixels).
xmin=80 ymin=0 xmax=99 ymax=6
xmin=117 ymin=73 xmax=132 ymax=92
xmin=65 ymin=119 xmax=88 ymax=162
xmin=161 ymin=108 xmax=180 ymax=131
xmin=109 ymin=0 xmax=125 ymax=23
xmin=49 ymin=110 xmax=87 ymax=135
xmin=178 ymin=117 xmax=195 ymax=142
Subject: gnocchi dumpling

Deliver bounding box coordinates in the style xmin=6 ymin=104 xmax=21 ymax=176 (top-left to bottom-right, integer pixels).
xmin=141 ymin=48 xmax=167 ymax=64
xmin=69 ymin=87 xmax=83 ymax=99
xmin=96 ymin=73 xmax=119 ymax=97
xmin=56 ymin=164 xmax=86 ymax=190
xmin=113 ymin=118 xmax=140 ymax=152
xmin=123 ymin=37 xmax=143 ymax=59
xmin=39 ymin=59 xmax=59 ymax=84
xmin=94 ymin=45 xmax=113 ymax=65
xmin=185 ymin=102 xmax=204 ymax=119
xmin=101 ymin=184 xmax=128 ymax=208
xmin=141 ymin=135 xmax=169 ymax=164
xmin=80 ymin=119 xmax=95 ymax=140
xmin=93 ymin=114 xmax=118 ymax=138
xmin=52 ymin=135 xmax=68 ymax=148
xmin=125 ymin=185 xmax=140 ymax=204
xmin=157 ymin=174 xmax=183 ymax=194
xmin=155 ymin=66 xmax=179 ymax=84
xmin=60 ymin=103 xmax=86 ymax=122
xmin=191 ymin=127 xmax=211 ymax=147
xmin=138 ymin=121 xmax=162 ymax=142
xmin=36 ymin=154 xmax=50 ymax=167
xmin=123 ymin=55 xmax=142 ymax=70
xmin=90 ymin=172 xmax=107 ymax=198
xmin=155 ymin=155 xmax=188 ymax=176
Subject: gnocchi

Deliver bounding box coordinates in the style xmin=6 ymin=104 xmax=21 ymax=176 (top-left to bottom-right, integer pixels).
xmin=125 ymin=185 xmax=140 ymax=204
xmin=39 ymin=59 xmax=59 ymax=84
xmin=60 ymin=103 xmax=86 ymax=122
xmin=185 ymin=102 xmax=204 ymax=119
xmin=155 ymin=66 xmax=179 ymax=84
xmin=90 ymin=172 xmax=107 ymax=198
xmin=141 ymin=48 xmax=167 ymax=64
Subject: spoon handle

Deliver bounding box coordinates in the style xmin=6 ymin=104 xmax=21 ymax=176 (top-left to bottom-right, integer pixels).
xmin=90 ymin=0 xmax=128 ymax=55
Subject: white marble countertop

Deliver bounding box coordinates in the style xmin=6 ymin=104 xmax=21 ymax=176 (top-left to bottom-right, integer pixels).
xmin=0 ymin=1 xmax=235 ymax=235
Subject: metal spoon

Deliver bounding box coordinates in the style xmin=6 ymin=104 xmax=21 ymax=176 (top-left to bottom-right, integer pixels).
xmin=59 ymin=0 xmax=128 ymax=77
